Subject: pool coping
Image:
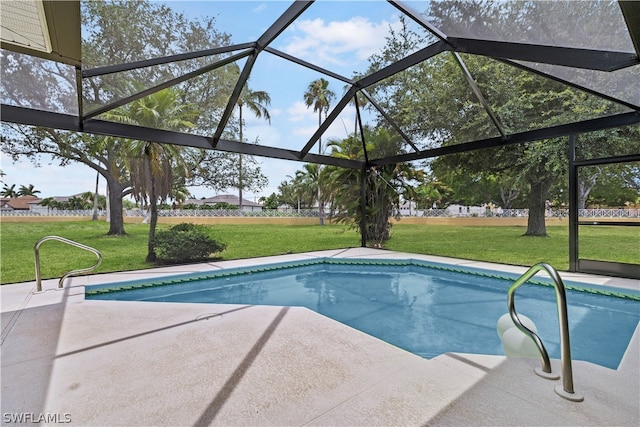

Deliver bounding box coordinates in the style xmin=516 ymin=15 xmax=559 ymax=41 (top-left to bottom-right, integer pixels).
xmin=2 ymin=248 xmax=639 ymax=426
xmin=84 ymin=255 xmax=640 ymax=302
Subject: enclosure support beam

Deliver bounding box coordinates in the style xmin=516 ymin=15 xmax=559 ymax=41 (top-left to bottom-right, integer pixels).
xmin=449 ymin=37 xmax=638 ymax=72
xmin=83 ymin=50 xmax=252 ymax=121
xmin=568 ymin=134 xmax=578 ymax=272
xmin=360 ymin=166 xmax=367 ymax=248
xmin=371 ymin=111 xmax=640 ymax=165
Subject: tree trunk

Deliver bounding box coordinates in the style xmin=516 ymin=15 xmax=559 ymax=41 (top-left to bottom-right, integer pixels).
xmin=577 ymin=169 xmax=600 ymax=210
xmin=364 ymin=171 xmax=393 ymax=246
xmin=500 ymin=185 xmax=520 ymax=210
xmin=146 ymin=154 xmax=157 ymax=263
xmin=92 ymin=172 xmax=99 ymax=221
xmin=238 ymin=153 xmax=244 ymax=214
xmin=238 ymin=105 xmax=244 ymax=214
xmin=318 ymin=111 xmax=324 ymax=226
xmin=106 ymin=177 xmax=127 ymax=235
xmin=524 ymin=177 xmax=553 ymax=236
xmin=147 ymin=198 xmax=158 ymax=263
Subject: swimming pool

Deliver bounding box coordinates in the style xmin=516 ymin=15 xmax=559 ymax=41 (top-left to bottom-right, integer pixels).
xmin=86 ymin=258 xmax=640 ymax=369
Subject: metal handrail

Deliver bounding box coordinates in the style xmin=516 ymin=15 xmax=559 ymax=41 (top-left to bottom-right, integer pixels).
xmin=508 ymin=263 xmax=583 ymax=402
xmin=34 ymin=236 xmax=102 ymax=293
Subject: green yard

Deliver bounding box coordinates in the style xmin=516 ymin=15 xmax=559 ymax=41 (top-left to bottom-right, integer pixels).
xmin=1 ymin=220 xmax=637 ymax=284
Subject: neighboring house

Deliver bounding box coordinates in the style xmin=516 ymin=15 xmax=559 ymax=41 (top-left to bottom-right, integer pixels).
xmin=29 ymin=194 xmax=88 ymax=215
xmin=183 ymin=194 xmax=263 ymax=212
xmin=445 ymin=204 xmax=486 ymax=217
xmin=398 ymin=200 xmax=418 ymax=216
xmin=0 ymin=195 xmax=41 ymax=212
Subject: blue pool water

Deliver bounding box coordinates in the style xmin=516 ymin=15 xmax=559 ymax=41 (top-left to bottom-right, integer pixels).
xmin=86 ymin=259 xmax=640 ymax=369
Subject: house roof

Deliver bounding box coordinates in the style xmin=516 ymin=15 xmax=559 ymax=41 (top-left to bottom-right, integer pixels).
xmin=0 ymin=1 xmax=81 ymax=66
xmin=185 ymin=194 xmax=262 ymax=207
xmin=45 ymin=193 xmax=92 ymax=203
xmin=0 ymin=195 xmax=42 ymax=210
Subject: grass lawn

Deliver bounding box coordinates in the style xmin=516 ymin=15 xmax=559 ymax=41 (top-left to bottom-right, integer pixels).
xmin=0 ymin=221 xmax=360 ymax=284
xmin=388 ymin=223 xmax=639 ymax=269
xmin=1 ymin=220 xmax=637 ymax=284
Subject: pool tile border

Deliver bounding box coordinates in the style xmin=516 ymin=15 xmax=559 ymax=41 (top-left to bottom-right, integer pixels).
xmin=85 ymin=257 xmax=640 ymax=301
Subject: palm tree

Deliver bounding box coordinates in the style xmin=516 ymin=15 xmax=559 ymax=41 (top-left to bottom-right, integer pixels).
xmin=303 ymin=78 xmax=335 ymax=225
xmin=171 ymin=185 xmax=191 ymax=209
xmin=297 ymin=164 xmax=320 ymax=208
xmin=325 ymin=126 xmax=420 ymax=246
xmin=39 ymin=197 xmax=59 ymax=213
xmin=17 ymin=184 xmax=40 ymax=196
xmin=105 ymin=88 xmax=195 ymax=262
xmin=343 ymin=76 xmax=369 ymax=141
xmin=414 ymin=181 xmax=450 ymax=210
xmin=235 ymin=85 xmax=271 ymax=212
xmin=351 ymin=93 xmax=369 ymax=140
xmin=1 ymin=184 xmax=18 ymax=198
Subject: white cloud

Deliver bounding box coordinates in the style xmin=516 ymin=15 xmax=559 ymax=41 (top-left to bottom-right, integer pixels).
xmin=287 ymin=100 xmax=316 ymax=123
xmin=285 ymin=99 xmax=359 ymax=145
xmin=252 ymin=3 xmax=267 ymax=14
xmin=269 ymin=107 xmax=283 ymax=117
xmin=291 ymin=124 xmax=319 ymax=138
xmin=243 ymin=122 xmax=281 ymax=146
xmin=281 ymin=17 xmax=402 ymax=67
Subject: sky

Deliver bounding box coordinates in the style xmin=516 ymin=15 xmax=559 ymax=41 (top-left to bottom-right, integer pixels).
xmin=1 ymin=1 xmax=428 ymax=202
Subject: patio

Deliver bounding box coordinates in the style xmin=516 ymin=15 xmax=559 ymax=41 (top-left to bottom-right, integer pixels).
xmin=2 ymin=248 xmax=638 ymax=426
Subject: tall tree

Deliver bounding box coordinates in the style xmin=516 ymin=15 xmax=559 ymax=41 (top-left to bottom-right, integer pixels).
xmin=1 ymin=0 xmax=236 ymax=235
xmin=586 ymin=162 xmax=640 ymax=208
xmin=573 ymin=125 xmax=640 ymax=209
xmin=324 ymin=126 xmax=421 ymax=245
xmin=17 ymin=184 xmax=40 ymax=197
xmin=105 ymin=88 xmax=195 ymax=262
xmin=235 ymin=84 xmax=271 ymax=211
xmin=303 ymin=78 xmax=335 ymax=225
xmin=413 ymin=178 xmax=452 ymax=210
xmin=366 ymin=4 xmax=632 ymax=236
xmin=278 ymin=172 xmax=312 ymax=212
xmin=1 ymin=184 xmax=18 ymax=198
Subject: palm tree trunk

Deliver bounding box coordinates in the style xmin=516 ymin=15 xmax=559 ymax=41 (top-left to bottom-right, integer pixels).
xmin=238 ymin=105 xmax=244 ymax=214
xmin=318 ymin=110 xmax=324 ymax=225
xmin=147 ymin=197 xmax=158 ymax=263
xmin=239 ymin=153 xmax=244 ymax=215
xmin=145 ymin=151 xmax=158 ymax=262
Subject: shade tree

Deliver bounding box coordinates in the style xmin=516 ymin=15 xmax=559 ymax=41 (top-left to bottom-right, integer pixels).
xmin=324 ymin=126 xmax=422 ymax=246
xmin=0 ymin=0 xmax=240 ymax=236
xmin=104 ymin=87 xmax=196 ymax=262
xmin=364 ymin=3 xmax=634 ymax=236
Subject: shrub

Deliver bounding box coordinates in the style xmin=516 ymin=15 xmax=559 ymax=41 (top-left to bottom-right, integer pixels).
xmin=154 ymin=223 xmax=226 ymax=264
xmin=212 ymin=202 xmax=237 ymax=210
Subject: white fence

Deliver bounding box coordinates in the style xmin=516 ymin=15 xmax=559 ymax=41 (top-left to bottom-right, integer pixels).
xmin=408 ymin=208 xmax=640 ymax=218
xmin=0 ymin=209 xmax=107 ymax=217
xmin=127 ymin=209 xmax=321 ymax=218
xmin=1 ymin=208 xmax=638 ymax=218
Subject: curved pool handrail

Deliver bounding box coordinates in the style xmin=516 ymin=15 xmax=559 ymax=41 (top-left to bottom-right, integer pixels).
xmin=34 ymin=236 xmax=102 ymax=292
xmin=508 ymin=262 xmax=583 ymax=402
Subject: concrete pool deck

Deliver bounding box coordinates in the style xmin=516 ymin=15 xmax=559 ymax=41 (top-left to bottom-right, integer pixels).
xmin=1 ymin=248 xmax=638 ymax=426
